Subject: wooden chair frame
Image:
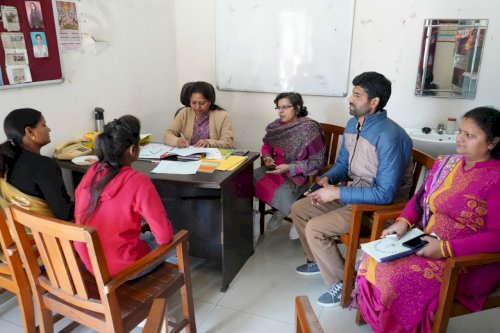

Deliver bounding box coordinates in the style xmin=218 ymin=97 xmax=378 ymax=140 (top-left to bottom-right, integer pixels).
xmin=357 ymin=209 xmax=500 ymax=331
xmin=6 ymin=205 xmax=196 ymax=333
xmin=340 ymin=149 xmax=435 ymax=307
xmin=295 ymin=296 xmax=324 ymax=333
xmin=259 ymin=123 xmax=345 ymax=234
xmin=0 ymin=211 xmax=36 ymax=333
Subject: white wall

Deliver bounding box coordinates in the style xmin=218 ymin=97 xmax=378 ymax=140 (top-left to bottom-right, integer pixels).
xmin=1 ymin=0 xmax=499 ymax=156
xmin=175 ymin=0 xmax=500 ymax=152
xmin=0 ymin=0 xmax=178 ymax=156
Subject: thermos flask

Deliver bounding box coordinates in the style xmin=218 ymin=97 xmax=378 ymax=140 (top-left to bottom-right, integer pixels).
xmin=94 ymin=107 xmax=105 ymax=132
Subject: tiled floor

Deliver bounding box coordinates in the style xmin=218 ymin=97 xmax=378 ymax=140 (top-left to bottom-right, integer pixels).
xmin=1 ymin=216 xmax=499 ymax=332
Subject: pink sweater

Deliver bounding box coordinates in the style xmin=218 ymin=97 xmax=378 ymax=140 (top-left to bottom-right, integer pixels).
xmin=74 ymin=164 xmax=173 ymax=276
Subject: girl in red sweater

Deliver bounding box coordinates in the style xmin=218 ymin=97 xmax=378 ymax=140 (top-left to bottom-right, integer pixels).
xmin=74 ymin=115 xmax=173 ymax=277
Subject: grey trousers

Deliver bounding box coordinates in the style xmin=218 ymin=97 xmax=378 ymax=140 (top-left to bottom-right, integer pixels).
xmin=291 ymin=197 xmax=352 ymax=286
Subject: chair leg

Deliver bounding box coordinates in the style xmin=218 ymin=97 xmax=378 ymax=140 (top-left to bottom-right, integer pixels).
xmin=16 ymin=288 xmax=37 ymax=333
xmin=178 ymin=241 xmax=196 ymax=333
xmin=143 ymin=298 xmax=168 ymax=333
xmin=355 ymin=308 xmax=366 ymax=325
xmin=259 ymin=200 xmax=266 ymax=235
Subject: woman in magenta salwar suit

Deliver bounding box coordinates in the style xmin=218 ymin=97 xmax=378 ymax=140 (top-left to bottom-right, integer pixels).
xmin=354 ymin=107 xmax=500 ymax=333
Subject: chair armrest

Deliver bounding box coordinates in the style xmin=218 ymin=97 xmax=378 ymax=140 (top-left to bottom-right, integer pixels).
xmin=445 ymin=253 xmax=500 ymax=270
xmin=104 ymin=230 xmax=189 ymax=293
xmin=295 ymin=295 xmax=324 ymax=333
xmin=351 ymin=200 xmax=407 ymax=214
xmin=434 ymin=252 xmax=500 ymax=332
xmin=370 ymin=209 xmax=403 ymax=241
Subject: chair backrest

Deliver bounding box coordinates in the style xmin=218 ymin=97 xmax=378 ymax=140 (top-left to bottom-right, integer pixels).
xmin=320 ymin=123 xmax=345 ymax=172
xmin=295 ymin=296 xmax=324 ymax=333
xmin=409 ymin=149 xmax=436 ymax=198
xmin=5 ymin=205 xmax=123 ymax=332
xmin=175 ymin=81 xmax=194 ymax=117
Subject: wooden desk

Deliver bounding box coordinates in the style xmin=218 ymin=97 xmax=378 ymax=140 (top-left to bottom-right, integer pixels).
xmin=58 ymin=152 xmax=259 ymax=291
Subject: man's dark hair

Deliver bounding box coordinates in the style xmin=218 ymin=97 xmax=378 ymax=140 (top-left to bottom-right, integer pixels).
xmin=352 ymin=72 xmax=392 ymax=111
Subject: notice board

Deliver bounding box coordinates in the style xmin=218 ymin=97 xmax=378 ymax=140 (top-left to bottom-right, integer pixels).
xmin=216 ymin=0 xmax=355 ymax=96
xmin=0 ymin=0 xmax=62 ymax=89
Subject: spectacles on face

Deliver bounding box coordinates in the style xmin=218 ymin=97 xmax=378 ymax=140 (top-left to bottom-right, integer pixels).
xmin=275 ymin=104 xmax=293 ymax=110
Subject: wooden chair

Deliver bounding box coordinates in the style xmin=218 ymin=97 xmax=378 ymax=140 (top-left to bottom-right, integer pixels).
xmin=339 ymin=148 xmax=435 ymax=307
xmin=5 ymin=205 xmax=196 ymax=333
xmin=295 ymin=296 xmax=324 ymax=333
xmin=259 ymin=123 xmax=345 ymax=234
xmin=358 ymin=210 xmax=500 ymax=332
xmin=0 ymin=207 xmax=78 ymax=333
xmin=0 ymin=210 xmax=37 ymax=333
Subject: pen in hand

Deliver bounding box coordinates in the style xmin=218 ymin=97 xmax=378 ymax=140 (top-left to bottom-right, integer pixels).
xmin=179 ymin=133 xmax=189 ymax=148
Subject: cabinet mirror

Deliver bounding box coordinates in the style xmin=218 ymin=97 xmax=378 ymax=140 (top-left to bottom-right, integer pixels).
xmin=415 ymin=19 xmax=488 ymax=99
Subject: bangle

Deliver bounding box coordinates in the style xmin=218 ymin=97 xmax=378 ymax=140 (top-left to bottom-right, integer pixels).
xmin=396 ymin=218 xmax=412 ymax=229
xmin=439 ymin=241 xmax=447 ymax=258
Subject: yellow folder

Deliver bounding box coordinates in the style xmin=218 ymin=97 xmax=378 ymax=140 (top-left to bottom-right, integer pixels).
xmin=215 ymin=156 xmax=247 ymax=171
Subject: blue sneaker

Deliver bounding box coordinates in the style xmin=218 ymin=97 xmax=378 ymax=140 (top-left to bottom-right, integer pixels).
xmin=317 ymin=281 xmax=343 ymax=307
xmin=295 ymin=261 xmax=320 ymax=275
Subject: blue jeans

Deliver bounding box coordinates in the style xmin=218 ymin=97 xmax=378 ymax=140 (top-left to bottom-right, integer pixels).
xmin=128 ymin=231 xmax=164 ymax=280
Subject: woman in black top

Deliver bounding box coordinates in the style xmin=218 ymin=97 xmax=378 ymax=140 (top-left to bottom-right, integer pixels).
xmin=0 ymin=108 xmax=73 ymax=220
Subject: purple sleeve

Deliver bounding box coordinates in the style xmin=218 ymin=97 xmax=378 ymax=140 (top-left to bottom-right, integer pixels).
xmin=450 ymin=183 xmax=500 ymax=256
xmin=398 ymin=194 xmax=421 ymax=226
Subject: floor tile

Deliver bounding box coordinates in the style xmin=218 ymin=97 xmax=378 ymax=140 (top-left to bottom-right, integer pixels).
xmin=198 ymin=305 xmax=293 ymax=333
xmin=218 ymin=256 xmax=326 ymax=324
xmin=319 ymin=306 xmax=372 ymax=333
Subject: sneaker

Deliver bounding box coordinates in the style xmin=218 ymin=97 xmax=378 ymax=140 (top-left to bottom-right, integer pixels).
xmin=266 ymin=210 xmax=286 ymax=231
xmin=289 ymin=224 xmax=299 ymax=240
xmin=296 ymin=261 xmax=321 ymax=275
xmin=317 ymin=281 xmax=343 ymax=307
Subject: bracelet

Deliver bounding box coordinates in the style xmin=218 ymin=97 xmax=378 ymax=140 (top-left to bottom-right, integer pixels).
xmin=439 ymin=241 xmax=447 ymax=258
xmin=395 ymin=218 xmax=413 ymax=229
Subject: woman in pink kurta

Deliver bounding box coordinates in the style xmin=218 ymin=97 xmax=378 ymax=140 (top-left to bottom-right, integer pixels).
xmin=354 ymin=107 xmax=500 ymax=333
xmin=255 ymin=92 xmax=325 ymax=236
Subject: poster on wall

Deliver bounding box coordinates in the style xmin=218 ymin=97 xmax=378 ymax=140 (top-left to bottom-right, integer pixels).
xmin=1 ymin=5 xmax=20 ymax=31
xmin=55 ymin=1 xmax=81 ymax=51
xmin=1 ymin=32 xmax=32 ymax=84
xmin=30 ymin=32 xmax=49 ymax=58
xmin=25 ymin=1 xmax=44 ymax=29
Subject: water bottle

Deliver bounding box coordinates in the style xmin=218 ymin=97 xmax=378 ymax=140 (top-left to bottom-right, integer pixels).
xmin=94 ymin=107 xmax=105 ymax=132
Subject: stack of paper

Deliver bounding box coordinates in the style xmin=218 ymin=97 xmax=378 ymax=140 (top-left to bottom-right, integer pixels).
xmin=198 ymin=161 xmax=220 ymax=173
xmin=140 ymin=134 xmax=152 ymax=145
xmin=151 ymin=160 xmax=201 ymax=174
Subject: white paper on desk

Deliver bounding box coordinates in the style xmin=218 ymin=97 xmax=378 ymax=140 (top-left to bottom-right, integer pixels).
xmin=203 ymin=148 xmax=222 ymax=159
xmin=170 ymin=146 xmax=207 ymax=157
xmin=151 ymin=160 xmax=201 ymax=174
xmin=139 ymin=143 xmax=173 ymax=159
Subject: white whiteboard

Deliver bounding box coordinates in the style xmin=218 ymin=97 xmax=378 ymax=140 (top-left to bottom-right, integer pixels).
xmin=216 ymin=0 xmax=355 ymax=97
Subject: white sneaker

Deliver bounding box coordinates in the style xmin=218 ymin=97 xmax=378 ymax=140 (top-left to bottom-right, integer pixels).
xmin=266 ymin=210 xmax=286 ymax=231
xmin=289 ymin=224 xmax=299 ymax=240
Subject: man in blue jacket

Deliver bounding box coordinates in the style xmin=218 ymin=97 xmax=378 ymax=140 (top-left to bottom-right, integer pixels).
xmin=291 ymin=71 xmax=413 ymax=307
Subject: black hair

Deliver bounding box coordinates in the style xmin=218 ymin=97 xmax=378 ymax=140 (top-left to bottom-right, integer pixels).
xmin=0 ymin=108 xmax=42 ymax=178
xmin=463 ymin=106 xmax=500 ymax=159
xmin=273 ymin=92 xmax=308 ymax=117
xmin=82 ymin=115 xmax=140 ymax=222
xmin=189 ymin=81 xmax=225 ymax=111
xmin=352 ymin=72 xmax=392 ymax=111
